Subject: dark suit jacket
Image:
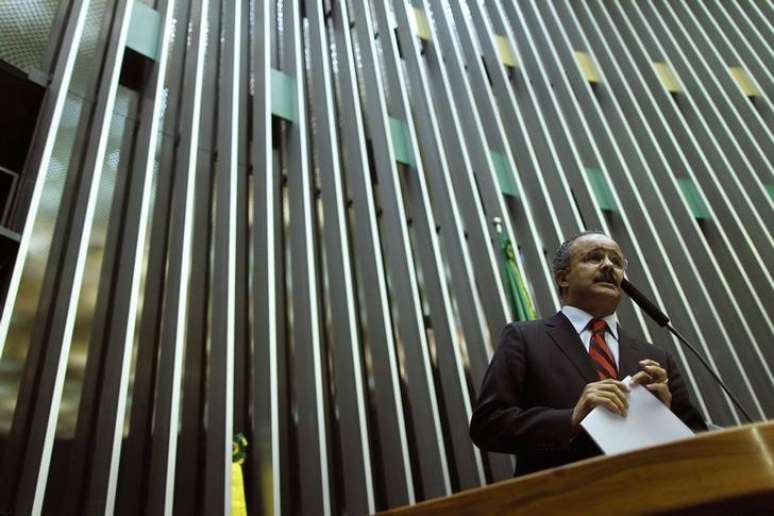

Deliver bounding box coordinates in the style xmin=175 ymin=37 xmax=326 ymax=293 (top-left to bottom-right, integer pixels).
xmin=470 ymin=312 xmax=707 ymax=476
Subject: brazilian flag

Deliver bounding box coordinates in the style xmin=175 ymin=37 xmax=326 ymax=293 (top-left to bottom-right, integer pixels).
xmin=232 ymin=433 xmax=248 ymax=516
xmin=494 ymin=217 xmax=537 ymax=321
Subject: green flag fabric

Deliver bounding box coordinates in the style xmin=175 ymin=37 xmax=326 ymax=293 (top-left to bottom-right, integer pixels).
xmin=498 ymin=229 xmax=537 ymax=322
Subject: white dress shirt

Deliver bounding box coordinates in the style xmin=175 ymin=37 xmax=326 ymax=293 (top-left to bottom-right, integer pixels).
xmin=561 ymin=305 xmax=620 ymax=368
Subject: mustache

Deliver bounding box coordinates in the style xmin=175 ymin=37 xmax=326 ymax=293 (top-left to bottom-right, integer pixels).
xmin=595 ymin=270 xmax=618 ymax=284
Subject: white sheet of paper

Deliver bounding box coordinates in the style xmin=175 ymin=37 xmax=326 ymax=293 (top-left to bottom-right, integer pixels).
xmin=580 ymin=376 xmax=694 ymax=455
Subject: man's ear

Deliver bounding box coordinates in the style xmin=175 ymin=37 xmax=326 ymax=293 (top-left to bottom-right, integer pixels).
xmin=555 ymin=269 xmax=569 ymax=291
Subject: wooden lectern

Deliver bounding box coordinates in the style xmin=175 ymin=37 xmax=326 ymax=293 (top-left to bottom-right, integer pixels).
xmin=382 ymin=422 xmax=774 ymax=515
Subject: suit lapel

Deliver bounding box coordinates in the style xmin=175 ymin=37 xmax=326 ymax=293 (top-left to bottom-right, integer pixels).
xmin=545 ymin=312 xmax=598 ymax=384
xmin=617 ymin=326 xmax=645 ymax=379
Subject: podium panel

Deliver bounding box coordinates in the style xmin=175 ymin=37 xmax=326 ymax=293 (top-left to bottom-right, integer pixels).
xmin=383 ymin=422 xmax=774 ymax=515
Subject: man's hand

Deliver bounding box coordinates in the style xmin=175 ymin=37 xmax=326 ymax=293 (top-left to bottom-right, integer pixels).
xmin=632 ymin=358 xmax=671 ymax=408
xmin=571 ymin=379 xmax=630 ymax=426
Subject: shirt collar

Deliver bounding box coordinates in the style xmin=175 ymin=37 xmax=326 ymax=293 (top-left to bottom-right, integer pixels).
xmin=561 ymin=305 xmax=619 ymax=340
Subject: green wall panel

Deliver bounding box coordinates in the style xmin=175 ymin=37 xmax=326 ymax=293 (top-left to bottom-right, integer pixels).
xmin=126 ymin=0 xmax=161 ymax=60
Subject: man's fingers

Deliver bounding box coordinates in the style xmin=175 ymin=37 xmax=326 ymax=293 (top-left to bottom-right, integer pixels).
xmin=646 ymin=383 xmax=672 ymax=407
xmin=636 ymin=359 xmax=668 ymax=384
xmin=602 ymin=398 xmax=622 ymax=416
xmin=631 ymin=371 xmax=652 ymax=385
xmin=593 ymin=383 xmax=630 ymax=408
xmin=595 ymin=379 xmax=630 ymax=393
xmin=591 ymin=391 xmax=626 ymax=416
xmin=614 ymin=380 xmax=630 ymax=392
xmin=575 ymin=380 xmax=629 ymax=424
xmin=601 ymin=393 xmax=625 ymax=416
xmin=643 ymin=364 xmax=668 ymax=382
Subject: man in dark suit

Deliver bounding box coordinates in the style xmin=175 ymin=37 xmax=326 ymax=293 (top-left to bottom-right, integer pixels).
xmin=470 ymin=231 xmax=706 ymax=476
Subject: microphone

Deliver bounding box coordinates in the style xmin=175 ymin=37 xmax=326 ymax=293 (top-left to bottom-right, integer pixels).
xmin=621 ymin=278 xmax=753 ymax=424
xmin=620 ymin=278 xmax=670 ymax=327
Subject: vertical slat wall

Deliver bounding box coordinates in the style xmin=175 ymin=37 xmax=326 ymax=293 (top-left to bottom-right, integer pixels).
xmin=0 ymin=0 xmax=772 ymax=514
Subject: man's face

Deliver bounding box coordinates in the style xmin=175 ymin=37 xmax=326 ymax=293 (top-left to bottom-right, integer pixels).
xmin=557 ymin=233 xmax=626 ymax=317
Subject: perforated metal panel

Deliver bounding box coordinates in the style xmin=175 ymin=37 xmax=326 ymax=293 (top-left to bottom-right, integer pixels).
xmin=0 ymin=0 xmax=59 ymax=73
xmin=0 ymin=1 xmax=772 ymax=515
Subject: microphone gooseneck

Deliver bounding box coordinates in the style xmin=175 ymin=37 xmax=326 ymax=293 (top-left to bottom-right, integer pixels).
xmin=620 ymin=278 xmax=670 ymax=327
xmin=621 ymin=278 xmax=753 ymax=424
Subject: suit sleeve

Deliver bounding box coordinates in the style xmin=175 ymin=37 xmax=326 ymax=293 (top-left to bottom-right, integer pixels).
xmin=664 ymin=351 xmax=708 ymax=432
xmin=469 ymin=323 xmax=575 ymax=454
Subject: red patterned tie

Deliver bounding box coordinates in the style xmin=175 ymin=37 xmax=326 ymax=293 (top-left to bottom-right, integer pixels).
xmin=589 ymin=319 xmax=617 ymax=380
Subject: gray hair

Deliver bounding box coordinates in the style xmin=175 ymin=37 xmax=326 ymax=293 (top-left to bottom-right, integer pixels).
xmin=552 ymin=230 xmax=608 ymax=296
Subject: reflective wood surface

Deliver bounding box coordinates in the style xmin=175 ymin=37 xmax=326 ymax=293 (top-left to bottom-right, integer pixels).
xmin=382 ymin=422 xmax=774 ymax=515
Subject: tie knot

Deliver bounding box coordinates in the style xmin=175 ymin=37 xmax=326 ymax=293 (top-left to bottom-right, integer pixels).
xmin=590 ymin=318 xmax=607 ymax=335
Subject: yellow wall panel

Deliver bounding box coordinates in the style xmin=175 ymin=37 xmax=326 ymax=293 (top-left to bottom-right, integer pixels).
xmin=652 ymin=61 xmax=682 ymax=93
xmin=495 ymin=35 xmax=517 ymax=68
xmin=728 ymin=67 xmax=760 ymax=97
xmin=574 ymin=50 xmax=601 ymax=83
xmin=412 ymin=7 xmax=431 ymax=41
